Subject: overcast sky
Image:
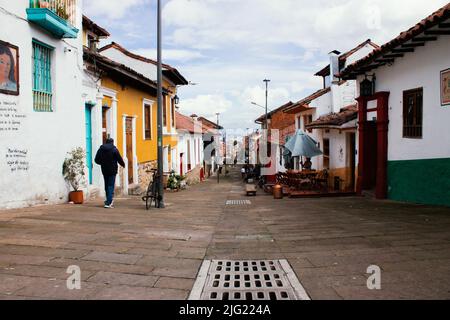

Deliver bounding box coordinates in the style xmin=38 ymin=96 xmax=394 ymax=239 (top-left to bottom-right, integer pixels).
xmin=83 ymin=0 xmax=449 ymax=130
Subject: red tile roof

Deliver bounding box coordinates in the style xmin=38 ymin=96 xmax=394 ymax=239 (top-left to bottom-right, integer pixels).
xmin=82 ymin=15 xmax=110 ymax=38
xmin=283 ymin=87 xmax=331 ymax=114
xmin=306 ymin=104 xmax=358 ymax=129
xmin=176 ymin=112 xmax=199 ymax=133
xmin=315 ymin=39 xmax=379 ymax=77
xmin=98 ymin=42 xmax=188 ymax=85
xmin=341 ymin=4 xmax=450 ymax=78
xmin=83 ymin=47 xmax=158 ymax=94
xmin=255 ymin=101 xmax=294 ymax=123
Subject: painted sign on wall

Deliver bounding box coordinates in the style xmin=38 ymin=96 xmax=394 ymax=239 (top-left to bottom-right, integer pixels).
xmin=0 ymin=100 xmax=26 ymax=132
xmin=0 ymin=40 xmax=19 ymax=96
xmin=441 ymin=68 xmax=450 ymax=106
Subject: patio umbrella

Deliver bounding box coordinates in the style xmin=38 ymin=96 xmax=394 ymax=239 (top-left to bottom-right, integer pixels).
xmin=284 ymin=130 xmax=323 ymax=158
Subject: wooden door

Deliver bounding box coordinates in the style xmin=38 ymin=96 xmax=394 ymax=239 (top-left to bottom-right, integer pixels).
xmin=363 ymin=122 xmax=377 ymax=190
xmin=102 ymin=107 xmax=108 ymax=144
xmin=348 ymin=132 xmax=356 ymax=190
xmin=126 ymin=118 xmax=133 ymax=184
xmin=180 ymin=153 xmax=184 ymax=176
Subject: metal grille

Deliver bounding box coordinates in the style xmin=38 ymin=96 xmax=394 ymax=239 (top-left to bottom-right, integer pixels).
xmin=189 ymin=260 xmax=310 ymax=301
xmin=32 ymin=40 xmax=53 ymax=112
xmin=226 ymin=200 xmax=251 ymax=205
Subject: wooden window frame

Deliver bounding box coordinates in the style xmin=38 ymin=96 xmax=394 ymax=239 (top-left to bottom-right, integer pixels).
xmin=303 ymin=115 xmax=313 ymax=133
xmin=323 ymin=138 xmax=330 ymax=169
xmin=162 ymin=94 xmax=168 ymax=128
xmin=144 ymin=103 xmax=152 ymax=140
xmin=171 ymin=97 xmax=175 ymax=128
xmin=403 ymin=87 xmax=423 ymax=139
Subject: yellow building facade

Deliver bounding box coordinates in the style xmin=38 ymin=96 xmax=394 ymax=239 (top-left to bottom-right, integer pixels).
xmin=82 ymin=17 xmax=187 ymax=195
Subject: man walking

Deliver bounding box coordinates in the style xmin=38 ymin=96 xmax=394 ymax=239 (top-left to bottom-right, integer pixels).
xmin=95 ymin=138 xmax=125 ymax=208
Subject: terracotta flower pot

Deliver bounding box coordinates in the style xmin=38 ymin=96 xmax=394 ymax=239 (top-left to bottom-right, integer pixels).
xmin=39 ymin=1 xmax=50 ymax=9
xmin=69 ymin=190 xmax=84 ymax=204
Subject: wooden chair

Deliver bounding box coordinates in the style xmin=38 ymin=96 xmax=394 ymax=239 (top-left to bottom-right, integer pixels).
xmin=315 ymin=170 xmax=329 ymax=192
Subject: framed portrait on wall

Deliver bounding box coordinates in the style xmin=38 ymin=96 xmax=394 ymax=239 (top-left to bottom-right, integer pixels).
xmin=441 ymin=68 xmax=450 ymax=106
xmin=0 ymin=40 xmax=19 ymax=96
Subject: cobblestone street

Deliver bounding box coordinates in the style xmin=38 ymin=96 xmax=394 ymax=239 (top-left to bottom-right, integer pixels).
xmin=1 ymin=168 xmax=450 ymax=300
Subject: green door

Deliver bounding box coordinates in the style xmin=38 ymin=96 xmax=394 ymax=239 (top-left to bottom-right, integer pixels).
xmin=85 ymin=105 xmax=93 ymax=184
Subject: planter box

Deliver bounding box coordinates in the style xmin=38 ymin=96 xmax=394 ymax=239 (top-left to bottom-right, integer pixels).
xmin=26 ymin=8 xmax=79 ymax=39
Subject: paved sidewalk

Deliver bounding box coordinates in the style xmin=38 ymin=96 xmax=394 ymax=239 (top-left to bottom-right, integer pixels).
xmin=1 ymin=169 xmax=450 ymax=299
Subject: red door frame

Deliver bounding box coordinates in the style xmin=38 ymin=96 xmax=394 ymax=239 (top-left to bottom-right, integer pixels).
xmin=356 ymin=92 xmax=390 ymax=199
xmin=180 ymin=153 xmax=184 ymax=176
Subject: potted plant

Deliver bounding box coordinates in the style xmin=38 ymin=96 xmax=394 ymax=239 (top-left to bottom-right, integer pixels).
xmin=39 ymin=0 xmax=50 ymax=9
xmin=62 ymin=147 xmax=86 ymax=204
xmin=55 ymin=1 xmax=69 ymax=20
xmin=167 ymin=171 xmax=185 ymax=191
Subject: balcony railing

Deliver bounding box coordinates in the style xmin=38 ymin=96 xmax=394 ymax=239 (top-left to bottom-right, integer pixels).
xmin=27 ymin=0 xmax=78 ymax=38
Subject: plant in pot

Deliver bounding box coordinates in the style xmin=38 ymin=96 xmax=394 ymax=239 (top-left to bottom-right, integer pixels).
xmin=55 ymin=1 xmax=69 ymax=20
xmin=62 ymin=147 xmax=86 ymax=204
xmin=39 ymin=0 xmax=50 ymax=9
xmin=167 ymin=170 xmax=185 ymax=191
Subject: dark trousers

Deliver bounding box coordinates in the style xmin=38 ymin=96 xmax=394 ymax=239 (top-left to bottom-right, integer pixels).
xmin=103 ymin=175 xmax=116 ymax=206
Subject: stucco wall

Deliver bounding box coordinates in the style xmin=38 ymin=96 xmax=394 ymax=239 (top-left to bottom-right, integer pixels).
xmin=369 ymin=37 xmax=450 ymax=161
xmin=0 ymin=1 xmax=84 ymax=209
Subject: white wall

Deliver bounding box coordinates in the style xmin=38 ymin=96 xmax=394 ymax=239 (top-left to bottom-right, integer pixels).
xmin=0 ymin=0 xmax=84 ymax=209
xmin=366 ymin=35 xmax=450 ymax=161
xmin=177 ymin=130 xmax=203 ymax=175
xmin=344 ymin=43 xmax=378 ymax=68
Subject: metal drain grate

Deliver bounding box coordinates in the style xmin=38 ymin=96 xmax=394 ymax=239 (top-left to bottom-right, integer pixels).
xmin=226 ymin=200 xmax=252 ymax=205
xmin=189 ymin=260 xmax=310 ymax=300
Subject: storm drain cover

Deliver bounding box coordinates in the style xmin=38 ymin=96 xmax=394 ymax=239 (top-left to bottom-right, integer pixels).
xmin=189 ymin=260 xmax=310 ymax=300
xmin=226 ymin=200 xmax=252 ymax=205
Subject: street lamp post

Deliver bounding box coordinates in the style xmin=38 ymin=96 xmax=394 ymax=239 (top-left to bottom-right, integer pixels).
xmin=216 ymin=113 xmax=220 ymax=184
xmin=156 ymin=0 xmax=164 ymax=208
xmin=263 ymin=79 xmax=270 ymax=130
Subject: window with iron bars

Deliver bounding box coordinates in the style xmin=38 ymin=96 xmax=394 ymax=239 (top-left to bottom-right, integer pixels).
xmin=403 ymin=88 xmax=423 ymax=139
xmin=32 ymin=40 xmax=53 ymax=112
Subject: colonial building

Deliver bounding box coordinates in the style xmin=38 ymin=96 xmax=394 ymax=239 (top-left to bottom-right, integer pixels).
xmin=98 ymin=43 xmax=188 ymax=182
xmin=341 ymin=4 xmax=450 ymax=206
xmin=175 ymin=112 xmax=205 ymax=184
xmin=197 ymin=117 xmax=223 ymax=177
xmin=0 ymin=0 xmax=83 ymax=209
xmin=82 ymin=23 xmax=188 ymax=195
xmin=255 ymin=101 xmax=296 ymax=173
xmin=283 ymin=39 xmax=379 ymax=191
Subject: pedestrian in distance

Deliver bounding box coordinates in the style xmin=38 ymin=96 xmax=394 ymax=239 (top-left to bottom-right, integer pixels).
xmin=94 ymin=138 xmax=125 ymax=209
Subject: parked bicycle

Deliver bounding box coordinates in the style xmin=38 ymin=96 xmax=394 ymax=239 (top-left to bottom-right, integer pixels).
xmin=142 ymin=169 xmax=162 ymax=210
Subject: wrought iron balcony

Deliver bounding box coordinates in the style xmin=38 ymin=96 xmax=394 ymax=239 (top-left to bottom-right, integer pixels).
xmin=27 ymin=0 xmax=79 ymax=39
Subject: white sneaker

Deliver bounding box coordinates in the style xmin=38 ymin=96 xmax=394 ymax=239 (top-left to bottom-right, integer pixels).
xmin=104 ymin=204 xmax=111 ymax=209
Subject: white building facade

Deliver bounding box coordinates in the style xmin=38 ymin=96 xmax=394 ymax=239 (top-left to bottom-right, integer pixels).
xmin=0 ymin=0 xmax=84 ymax=209
xmin=176 ymin=113 xmax=204 ymax=184
xmin=283 ymin=40 xmax=379 ymax=191
xmin=342 ymin=4 xmax=450 ymax=205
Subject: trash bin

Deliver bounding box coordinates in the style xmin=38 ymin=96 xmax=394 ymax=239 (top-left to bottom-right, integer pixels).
xmin=273 ymin=184 xmax=283 ymax=199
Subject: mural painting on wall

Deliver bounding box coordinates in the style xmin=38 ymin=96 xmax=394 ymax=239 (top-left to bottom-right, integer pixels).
xmin=441 ymin=68 xmax=450 ymax=106
xmin=0 ymin=40 xmax=19 ymax=96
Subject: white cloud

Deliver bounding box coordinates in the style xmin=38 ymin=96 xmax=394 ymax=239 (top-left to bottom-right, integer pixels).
xmin=133 ymin=48 xmax=205 ymax=62
xmin=85 ymin=0 xmax=449 ymax=129
xmin=163 ymin=0 xmax=449 ymax=51
xmin=178 ymin=94 xmax=232 ymax=120
xmin=84 ymin=0 xmax=150 ymax=19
